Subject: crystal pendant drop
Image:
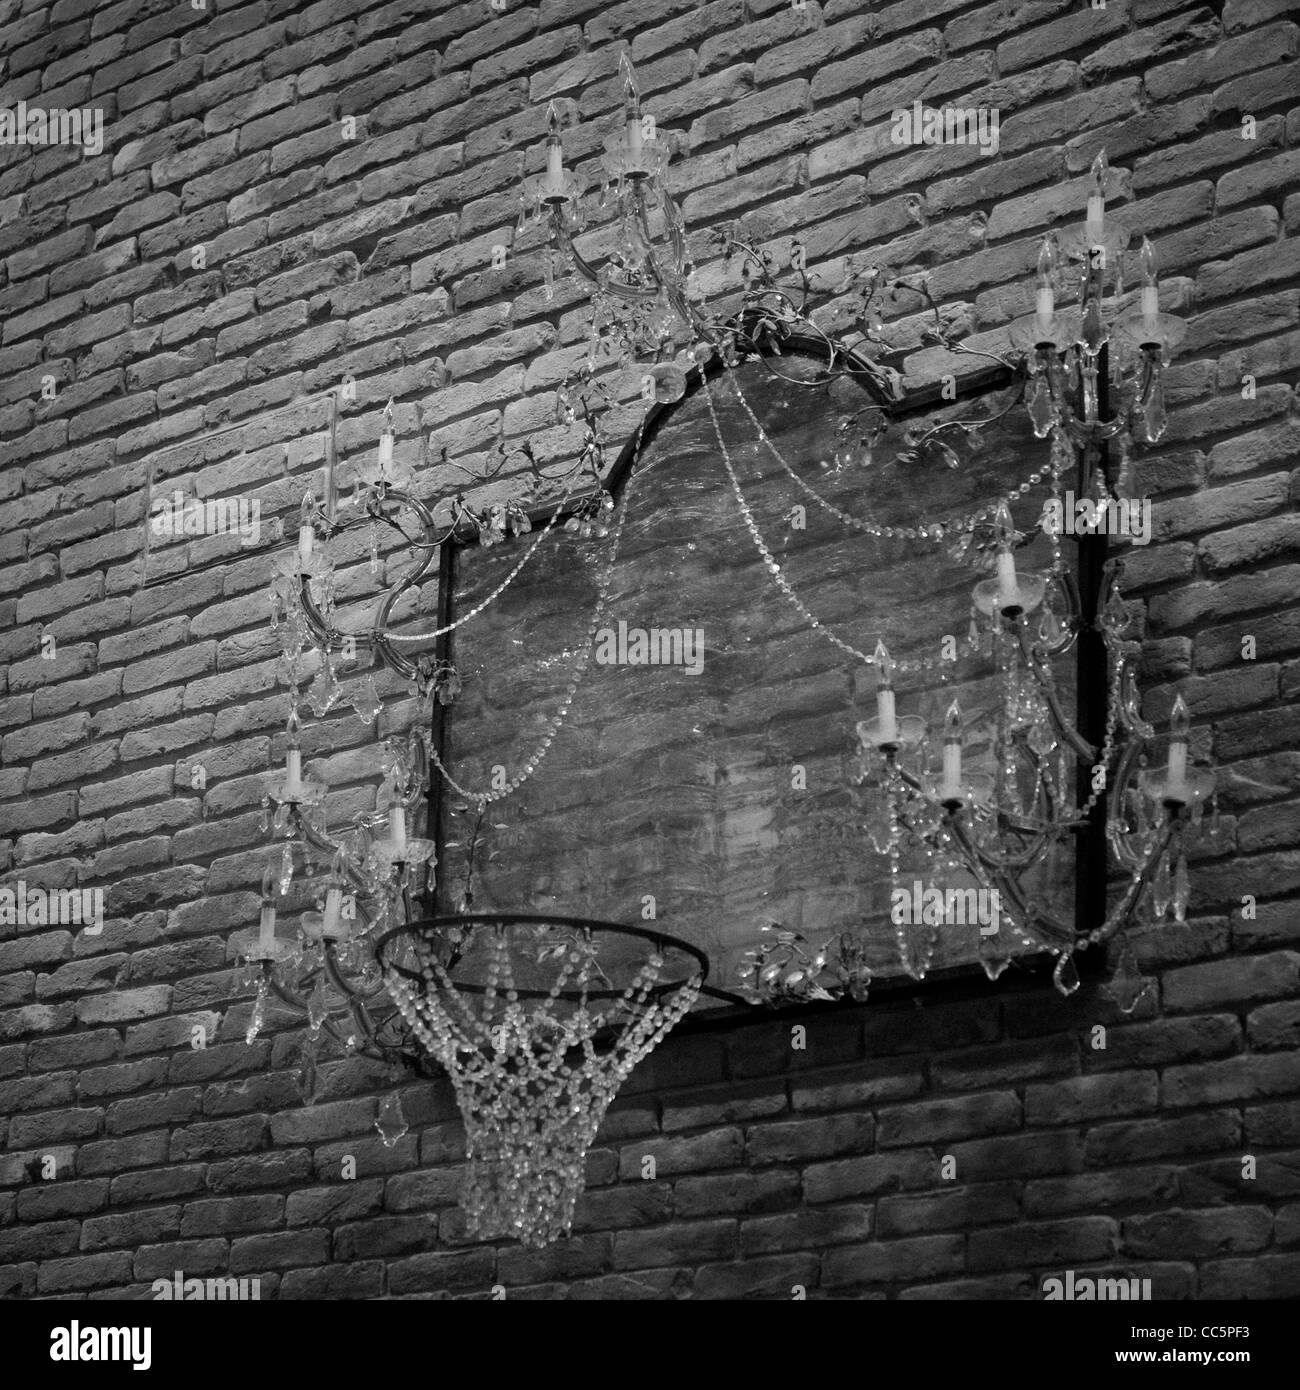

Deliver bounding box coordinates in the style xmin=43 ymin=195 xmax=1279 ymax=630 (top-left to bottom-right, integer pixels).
xmin=369 ymin=523 xmax=380 ymax=574
xmin=245 ymin=990 xmax=266 ymax=1045
xmin=1028 ymin=373 xmax=1055 ymax=437
xmin=351 ymin=674 xmax=382 ymax=725
xmin=278 ymin=843 xmax=294 ymax=894
xmin=308 ymin=664 xmax=342 ymax=717
xmin=864 ymin=792 xmax=895 ymax=855
xmin=1140 ymin=360 xmax=1168 ymax=442
xmin=376 ymin=1092 xmax=409 ymax=1148
xmin=1105 ymin=941 xmax=1155 ymax=1016
xmin=294 ymin=1044 xmax=319 ymax=1104
xmin=306 ymin=977 xmax=328 ymax=1032
xmin=1151 ymin=852 xmax=1172 ymax=921
xmin=1052 ymin=951 xmax=1080 ymax=996
xmin=980 ymin=928 xmax=1013 ymax=981
xmin=1172 ymin=853 xmax=1190 ymax=922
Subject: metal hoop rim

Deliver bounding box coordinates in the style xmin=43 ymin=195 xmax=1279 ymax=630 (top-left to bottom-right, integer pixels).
xmin=375 ymin=912 xmax=710 ymax=1001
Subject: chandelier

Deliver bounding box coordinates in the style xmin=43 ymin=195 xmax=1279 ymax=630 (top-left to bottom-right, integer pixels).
xmin=239 ymin=50 xmax=1217 ymax=1244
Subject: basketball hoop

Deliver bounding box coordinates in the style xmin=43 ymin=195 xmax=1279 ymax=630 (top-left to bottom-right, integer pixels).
xmin=376 ymin=914 xmax=707 ymax=1248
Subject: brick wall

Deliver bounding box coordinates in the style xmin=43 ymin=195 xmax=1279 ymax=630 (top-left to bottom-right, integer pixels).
xmin=2 ymin=0 xmax=1299 ymax=1299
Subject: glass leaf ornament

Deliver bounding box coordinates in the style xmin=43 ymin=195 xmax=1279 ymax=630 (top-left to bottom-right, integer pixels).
xmin=308 ymin=663 xmax=343 ymax=717
xmin=350 ymin=674 xmax=382 ymax=725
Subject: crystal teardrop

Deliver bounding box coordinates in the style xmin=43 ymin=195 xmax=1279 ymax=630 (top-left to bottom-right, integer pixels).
xmin=1028 ymin=374 xmax=1055 ymax=437
xmin=245 ymin=990 xmax=266 ymax=1045
xmin=1141 ymin=361 xmax=1168 ymax=442
xmin=305 ymin=978 xmax=328 ymax=1032
xmin=1151 ymin=852 xmax=1172 ymax=921
xmin=1172 ymin=854 xmax=1190 ymax=922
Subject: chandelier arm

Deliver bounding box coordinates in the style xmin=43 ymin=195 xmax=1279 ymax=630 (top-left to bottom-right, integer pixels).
xmin=383 ymin=493 xmax=574 ymax=646
xmin=548 ymin=205 xmax=660 ymax=304
xmin=1113 ymin=650 xmax=1156 ymax=741
xmin=1105 ymin=737 xmax=1155 ymax=871
xmin=956 ymin=816 xmax=1057 ymax=872
xmin=945 ymin=812 xmax=1076 ymax=948
xmin=553 ymin=208 xmax=664 ymax=304
xmin=1033 ymin=566 xmax=1083 ymax=658
xmin=1014 ymin=620 xmax=1098 ymax=764
xmin=263 ymin=961 xmax=357 ymax=1051
xmin=294 ymin=485 xmax=439 ymax=672
xmin=1096 ymin=817 xmax=1178 ymax=945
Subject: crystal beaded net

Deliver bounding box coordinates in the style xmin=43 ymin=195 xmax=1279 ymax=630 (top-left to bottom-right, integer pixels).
xmin=377 ymin=915 xmax=705 ymax=1248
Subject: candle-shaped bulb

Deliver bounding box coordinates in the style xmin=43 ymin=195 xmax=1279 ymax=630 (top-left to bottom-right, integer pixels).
xmin=944 ymin=699 xmax=962 ymax=741
xmin=618 ymin=48 xmax=639 ymax=110
xmin=298 ymin=491 xmax=316 ymax=562
xmin=1166 ymin=693 xmax=1190 ymax=798
xmin=993 ymin=503 xmax=1019 ymax=607
xmin=993 ymin=497 xmax=1017 ymax=546
xmin=1139 ymin=236 xmax=1160 ymax=336
xmin=321 ymin=885 xmax=344 ymax=939
xmin=298 ymin=490 xmax=317 ymax=559
xmin=619 ymin=49 xmax=643 ymax=159
xmin=377 ymin=399 xmax=395 ymax=469
xmin=1170 ymin=693 xmax=1190 ymax=741
xmin=1036 ymin=235 xmax=1057 ymax=289
xmin=1035 ymin=236 xmax=1057 ymax=334
xmin=940 ymin=699 xmax=963 ymax=801
xmin=545 ymin=100 xmax=564 ymax=186
xmin=1086 ymin=148 xmax=1107 ymax=244
xmin=389 ymin=804 xmax=407 ymax=856
xmin=872 ymin=640 xmax=897 ymax=742
xmin=284 ymin=731 xmax=303 ymax=794
xmin=873 ymin=640 xmax=894 ymax=690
